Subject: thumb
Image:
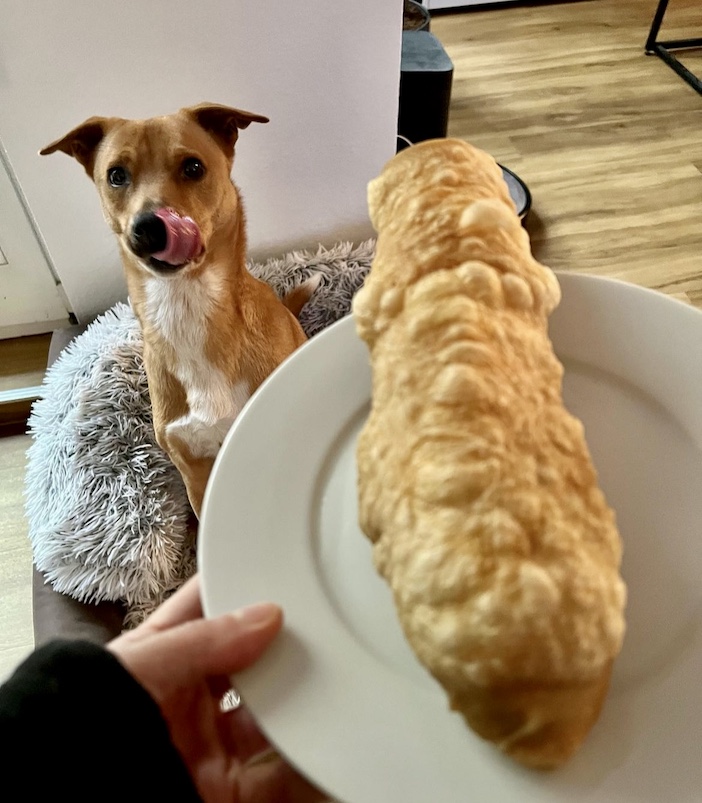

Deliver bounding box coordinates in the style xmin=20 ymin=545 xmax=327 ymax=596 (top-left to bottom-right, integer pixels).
xmin=109 ymin=603 xmax=283 ymax=693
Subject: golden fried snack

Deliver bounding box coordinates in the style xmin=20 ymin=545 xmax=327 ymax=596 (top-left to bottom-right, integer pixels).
xmin=352 ymin=139 xmax=626 ymax=769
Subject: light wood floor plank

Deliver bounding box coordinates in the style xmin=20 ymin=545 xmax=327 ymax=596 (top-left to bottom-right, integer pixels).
xmin=433 ymin=0 xmax=702 ymax=305
xmin=0 ymin=434 xmax=33 ymax=681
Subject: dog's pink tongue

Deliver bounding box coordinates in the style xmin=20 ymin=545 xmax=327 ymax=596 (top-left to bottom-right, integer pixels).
xmin=152 ymin=208 xmax=202 ymax=265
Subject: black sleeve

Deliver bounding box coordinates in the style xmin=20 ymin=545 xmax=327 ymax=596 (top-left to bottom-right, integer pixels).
xmin=0 ymin=640 xmax=202 ymax=802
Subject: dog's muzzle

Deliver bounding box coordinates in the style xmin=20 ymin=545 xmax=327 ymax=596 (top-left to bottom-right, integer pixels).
xmin=129 ymin=208 xmax=202 ymax=269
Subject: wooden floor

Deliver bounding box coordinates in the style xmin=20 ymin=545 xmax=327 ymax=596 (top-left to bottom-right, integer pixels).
xmin=0 ymin=334 xmax=50 ymax=395
xmin=1 ymin=0 xmax=701 ymax=680
xmin=0 ymin=434 xmax=34 ymax=680
xmin=432 ymin=0 xmax=702 ymax=306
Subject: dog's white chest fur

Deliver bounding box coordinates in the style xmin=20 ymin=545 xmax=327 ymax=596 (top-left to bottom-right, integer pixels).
xmin=144 ymin=272 xmax=249 ymax=458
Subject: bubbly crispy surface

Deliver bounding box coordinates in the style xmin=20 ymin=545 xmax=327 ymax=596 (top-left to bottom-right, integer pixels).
xmin=352 ymin=139 xmax=626 ymax=768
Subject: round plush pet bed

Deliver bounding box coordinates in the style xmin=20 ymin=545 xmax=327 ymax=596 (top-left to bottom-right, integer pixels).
xmin=26 ymin=241 xmax=374 ymax=626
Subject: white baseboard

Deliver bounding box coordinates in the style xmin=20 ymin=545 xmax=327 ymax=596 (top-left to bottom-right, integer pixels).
xmin=0 ymin=384 xmax=43 ymax=405
xmin=0 ymin=319 xmax=70 ymax=341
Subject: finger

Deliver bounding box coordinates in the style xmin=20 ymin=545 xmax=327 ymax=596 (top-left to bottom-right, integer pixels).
xmin=219 ymin=705 xmax=272 ymax=761
xmin=172 ymin=605 xmax=283 ymax=678
xmin=139 ymin=574 xmax=203 ymax=633
xmin=109 ymin=603 xmax=283 ymax=692
xmin=238 ymin=754 xmax=329 ymax=803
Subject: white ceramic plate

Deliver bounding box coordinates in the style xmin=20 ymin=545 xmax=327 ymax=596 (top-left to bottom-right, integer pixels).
xmin=199 ymin=273 xmax=702 ymax=803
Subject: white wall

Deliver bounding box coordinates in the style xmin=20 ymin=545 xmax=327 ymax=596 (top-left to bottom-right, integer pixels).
xmin=0 ymin=150 xmax=70 ymax=337
xmin=0 ymin=1 xmax=403 ymax=321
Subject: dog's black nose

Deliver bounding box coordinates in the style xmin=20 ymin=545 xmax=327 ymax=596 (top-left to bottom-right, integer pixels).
xmin=130 ymin=212 xmax=167 ymax=257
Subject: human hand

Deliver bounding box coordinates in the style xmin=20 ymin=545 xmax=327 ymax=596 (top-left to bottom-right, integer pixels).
xmin=108 ymin=574 xmax=326 ymax=802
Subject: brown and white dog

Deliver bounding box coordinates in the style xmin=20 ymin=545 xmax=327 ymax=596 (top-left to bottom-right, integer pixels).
xmin=41 ymin=103 xmax=317 ymax=517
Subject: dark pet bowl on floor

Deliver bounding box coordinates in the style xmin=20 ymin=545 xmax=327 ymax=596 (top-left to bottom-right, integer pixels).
xmin=404 ymin=0 xmax=430 ymax=32
xmin=500 ymin=164 xmax=532 ymax=222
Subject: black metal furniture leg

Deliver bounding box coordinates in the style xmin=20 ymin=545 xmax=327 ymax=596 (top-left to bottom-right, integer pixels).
xmin=645 ymin=0 xmax=702 ymax=96
xmin=645 ymin=0 xmax=670 ymax=52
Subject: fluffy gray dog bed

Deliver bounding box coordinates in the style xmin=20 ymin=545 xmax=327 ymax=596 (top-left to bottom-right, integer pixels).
xmin=26 ymin=240 xmax=374 ymax=625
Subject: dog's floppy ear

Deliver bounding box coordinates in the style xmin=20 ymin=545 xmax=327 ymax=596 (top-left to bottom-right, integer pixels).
xmin=184 ymin=103 xmax=269 ymax=161
xmin=39 ymin=117 xmax=113 ymax=178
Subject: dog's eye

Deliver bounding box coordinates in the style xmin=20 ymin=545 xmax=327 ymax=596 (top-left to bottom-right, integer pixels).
xmin=107 ymin=166 xmax=130 ymax=187
xmin=181 ymin=157 xmax=205 ymax=181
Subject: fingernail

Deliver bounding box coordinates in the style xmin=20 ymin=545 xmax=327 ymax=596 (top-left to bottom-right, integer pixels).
xmin=234 ymin=602 xmax=281 ymax=630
